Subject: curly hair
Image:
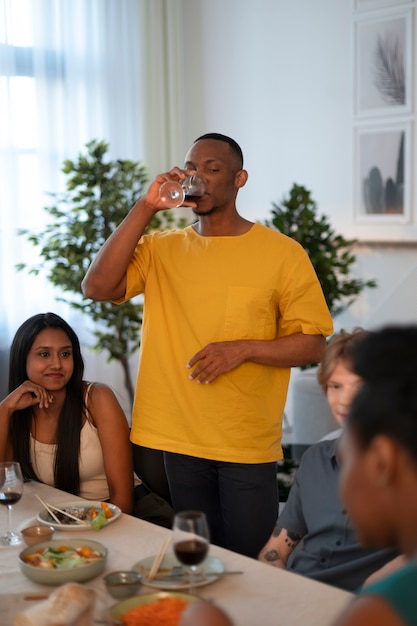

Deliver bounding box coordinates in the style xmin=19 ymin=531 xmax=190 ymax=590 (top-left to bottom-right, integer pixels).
xmin=347 ymin=325 xmax=417 ymax=462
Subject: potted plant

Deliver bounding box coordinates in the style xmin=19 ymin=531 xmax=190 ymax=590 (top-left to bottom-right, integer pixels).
xmin=17 ymin=139 xmax=188 ymax=406
xmin=266 ymin=183 xmax=377 ymax=318
xmin=265 ymin=183 xmax=377 ymax=462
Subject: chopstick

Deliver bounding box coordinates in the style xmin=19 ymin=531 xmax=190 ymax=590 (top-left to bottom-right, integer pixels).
xmin=35 ymin=494 xmax=89 ymax=525
xmin=35 ymin=494 xmax=61 ymax=524
xmin=147 ymin=536 xmax=171 ymax=580
xmin=45 ymin=504 xmax=90 ymax=525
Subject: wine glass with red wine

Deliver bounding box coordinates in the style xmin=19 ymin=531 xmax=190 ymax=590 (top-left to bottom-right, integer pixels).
xmin=0 ymin=462 xmax=24 ymax=545
xmin=173 ymin=510 xmax=210 ymax=593
xmin=159 ymin=175 xmax=205 ymax=208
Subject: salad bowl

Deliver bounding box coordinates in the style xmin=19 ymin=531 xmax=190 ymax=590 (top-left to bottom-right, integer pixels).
xmin=18 ymin=538 xmax=107 ymax=585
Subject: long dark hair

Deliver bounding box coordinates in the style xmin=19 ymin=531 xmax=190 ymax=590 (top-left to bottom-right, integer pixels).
xmin=348 ymin=325 xmax=417 ymax=463
xmin=9 ymin=312 xmax=85 ymax=494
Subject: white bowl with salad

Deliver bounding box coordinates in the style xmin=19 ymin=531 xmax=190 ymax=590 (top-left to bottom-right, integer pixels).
xmin=19 ymin=538 xmax=107 ymax=585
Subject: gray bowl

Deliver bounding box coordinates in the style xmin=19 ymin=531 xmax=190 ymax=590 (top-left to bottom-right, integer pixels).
xmin=19 ymin=538 xmax=107 ymax=585
xmin=104 ymin=570 xmax=142 ymax=599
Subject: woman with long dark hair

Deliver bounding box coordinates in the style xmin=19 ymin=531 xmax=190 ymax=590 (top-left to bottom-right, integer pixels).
xmin=0 ymin=312 xmax=134 ymax=513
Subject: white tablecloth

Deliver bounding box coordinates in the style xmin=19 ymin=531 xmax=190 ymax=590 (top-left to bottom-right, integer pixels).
xmin=0 ymin=481 xmax=352 ymax=625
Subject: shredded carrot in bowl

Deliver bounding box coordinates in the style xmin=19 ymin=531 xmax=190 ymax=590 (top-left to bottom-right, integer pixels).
xmin=122 ymin=596 xmax=189 ymax=626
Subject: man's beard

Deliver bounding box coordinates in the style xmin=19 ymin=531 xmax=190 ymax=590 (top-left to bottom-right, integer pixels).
xmin=192 ymin=205 xmax=216 ymax=217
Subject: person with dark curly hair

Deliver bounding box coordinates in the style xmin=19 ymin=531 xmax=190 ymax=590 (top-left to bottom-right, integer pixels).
xmin=334 ymin=325 xmax=417 ymax=625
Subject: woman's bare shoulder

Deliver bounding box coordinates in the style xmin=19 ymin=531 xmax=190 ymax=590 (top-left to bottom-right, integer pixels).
xmin=84 ymin=382 xmax=127 ymax=425
xmin=84 ymin=381 xmax=118 ymax=401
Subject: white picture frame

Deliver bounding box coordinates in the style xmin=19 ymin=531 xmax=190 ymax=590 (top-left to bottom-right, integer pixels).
xmin=354 ymin=9 xmax=412 ymax=117
xmin=354 ymin=122 xmax=411 ymax=225
xmin=354 ymin=0 xmax=411 ymax=12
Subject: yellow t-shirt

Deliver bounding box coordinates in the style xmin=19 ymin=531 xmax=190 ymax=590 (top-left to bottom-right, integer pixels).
xmin=117 ymin=223 xmax=333 ymax=463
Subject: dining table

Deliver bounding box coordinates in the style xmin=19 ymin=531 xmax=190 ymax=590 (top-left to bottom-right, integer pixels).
xmin=0 ymin=480 xmax=353 ymax=625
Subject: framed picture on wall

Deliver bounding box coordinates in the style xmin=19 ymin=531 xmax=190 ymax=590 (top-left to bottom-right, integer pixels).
xmin=354 ymin=122 xmax=411 ymax=223
xmin=354 ymin=9 xmax=412 ymax=117
xmin=354 ymin=0 xmax=411 ymax=11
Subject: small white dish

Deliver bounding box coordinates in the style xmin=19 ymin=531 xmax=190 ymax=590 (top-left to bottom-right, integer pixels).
xmin=21 ymin=524 xmax=55 ymax=546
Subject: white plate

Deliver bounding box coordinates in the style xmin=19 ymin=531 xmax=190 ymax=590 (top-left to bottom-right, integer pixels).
xmin=37 ymin=500 xmax=121 ymax=531
xmin=133 ymin=553 xmax=224 ymax=590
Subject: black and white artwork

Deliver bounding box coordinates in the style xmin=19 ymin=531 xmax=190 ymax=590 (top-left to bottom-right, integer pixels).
xmin=355 ymin=12 xmax=410 ymax=116
xmin=356 ymin=125 xmax=409 ymax=220
xmin=355 ymin=0 xmax=408 ymax=11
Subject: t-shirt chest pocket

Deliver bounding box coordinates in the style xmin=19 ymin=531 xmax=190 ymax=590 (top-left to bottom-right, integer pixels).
xmin=223 ymin=286 xmax=277 ymax=340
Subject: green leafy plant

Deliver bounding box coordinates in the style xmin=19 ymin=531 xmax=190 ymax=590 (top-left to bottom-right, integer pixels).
xmin=17 ymin=139 xmax=188 ymax=405
xmin=265 ymin=183 xmax=377 ymax=318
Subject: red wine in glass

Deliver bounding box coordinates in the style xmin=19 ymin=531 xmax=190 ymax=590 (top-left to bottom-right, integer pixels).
xmin=184 ymin=194 xmax=202 ymax=203
xmin=0 ymin=492 xmax=22 ymax=506
xmin=174 ymin=538 xmax=209 ymax=566
xmin=0 ymin=462 xmax=24 ymax=546
xmin=159 ymin=175 xmax=205 ymax=208
xmin=172 ymin=511 xmax=210 ymax=592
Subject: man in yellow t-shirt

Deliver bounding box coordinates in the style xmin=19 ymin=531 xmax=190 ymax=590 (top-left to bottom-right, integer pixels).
xmin=82 ymin=133 xmax=333 ymax=557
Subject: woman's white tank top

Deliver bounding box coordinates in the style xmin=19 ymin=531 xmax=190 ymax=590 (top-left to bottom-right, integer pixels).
xmin=29 ymin=383 xmax=110 ymax=500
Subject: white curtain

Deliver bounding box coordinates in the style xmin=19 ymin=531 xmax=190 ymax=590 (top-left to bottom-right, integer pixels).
xmin=0 ymin=0 xmax=145 ymax=401
xmin=140 ymin=0 xmax=186 ymax=178
xmin=0 ymin=0 xmax=186 ymax=407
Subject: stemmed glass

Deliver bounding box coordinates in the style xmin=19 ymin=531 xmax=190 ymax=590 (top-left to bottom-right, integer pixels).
xmin=172 ymin=510 xmax=210 ymax=593
xmin=159 ymin=175 xmax=205 ymax=208
xmin=0 ymin=462 xmax=24 ymax=546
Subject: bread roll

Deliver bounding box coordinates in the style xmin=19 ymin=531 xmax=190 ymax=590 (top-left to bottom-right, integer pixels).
xmin=14 ymin=583 xmax=95 ymax=626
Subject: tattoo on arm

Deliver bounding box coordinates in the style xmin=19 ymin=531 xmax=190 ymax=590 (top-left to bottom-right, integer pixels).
xmin=272 ymin=525 xmax=301 ymax=544
xmin=272 ymin=524 xmax=283 ymax=537
xmin=285 ymin=530 xmax=302 ymax=549
xmin=263 ymin=549 xmax=281 ymax=563
xmin=261 ymin=526 xmax=302 ymax=566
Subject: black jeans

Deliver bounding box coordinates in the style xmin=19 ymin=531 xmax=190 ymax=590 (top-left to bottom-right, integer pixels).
xmin=164 ymin=452 xmax=279 ymax=558
xmin=132 ymin=444 xmax=172 ymax=506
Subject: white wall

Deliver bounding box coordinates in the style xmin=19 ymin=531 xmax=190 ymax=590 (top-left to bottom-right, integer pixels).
xmin=181 ymin=0 xmax=353 ymax=224
xmin=179 ymin=0 xmax=417 ymax=335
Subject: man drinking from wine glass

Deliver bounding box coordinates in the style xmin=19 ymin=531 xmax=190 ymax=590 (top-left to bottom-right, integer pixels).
xmin=82 ymin=133 xmax=333 ymax=558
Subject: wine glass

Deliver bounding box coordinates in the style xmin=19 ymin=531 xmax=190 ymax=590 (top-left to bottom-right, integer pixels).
xmin=159 ymin=175 xmax=205 ymax=208
xmin=0 ymin=462 xmax=24 ymax=546
xmin=172 ymin=510 xmax=210 ymax=593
